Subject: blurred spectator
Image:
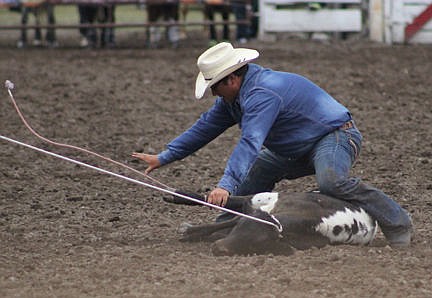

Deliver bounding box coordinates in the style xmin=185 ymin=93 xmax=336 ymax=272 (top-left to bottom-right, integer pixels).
xmin=100 ymin=4 xmax=116 ymax=48
xmin=249 ymin=0 xmax=258 ymax=38
xmin=146 ymin=0 xmax=180 ymax=48
xmin=17 ymin=0 xmax=57 ymax=48
xmin=230 ymin=0 xmax=251 ymax=44
xmin=204 ymin=0 xmax=231 ymax=46
xmin=4 ymin=0 xmax=21 ymax=12
xmin=78 ymin=4 xmax=116 ymax=48
xmin=178 ymin=0 xmax=195 ymax=40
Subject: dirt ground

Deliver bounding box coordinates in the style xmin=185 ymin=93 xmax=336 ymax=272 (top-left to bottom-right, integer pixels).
xmin=0 ymin=30 xmax=431 ymax=297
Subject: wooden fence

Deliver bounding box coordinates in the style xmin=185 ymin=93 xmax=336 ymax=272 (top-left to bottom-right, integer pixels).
xmin=370 ymin=0 xmax=432 ymax=44
xmin=258 ymin=0 xmax=363 ymax=40
xmin=0 ymin=0 xmax=249 ymax=31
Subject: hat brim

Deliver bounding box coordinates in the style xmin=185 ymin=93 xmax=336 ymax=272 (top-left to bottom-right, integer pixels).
xmin=195 ymin=48 xmax=259 ymax=100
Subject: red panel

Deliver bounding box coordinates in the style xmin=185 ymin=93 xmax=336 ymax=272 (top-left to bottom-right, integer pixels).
xmin=405 ymin=4 xmax=432 ymax=42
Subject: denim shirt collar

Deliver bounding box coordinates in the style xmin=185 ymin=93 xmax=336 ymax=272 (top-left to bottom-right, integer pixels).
xmin=225 ymin=63 xmax=261 ymax=125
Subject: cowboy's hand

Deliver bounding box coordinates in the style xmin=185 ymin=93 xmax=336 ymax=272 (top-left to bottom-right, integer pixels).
xmin=207 ymin=187 xmax=229 ymax=207
xmin=131 ymin=152 xmax=161 ymax=174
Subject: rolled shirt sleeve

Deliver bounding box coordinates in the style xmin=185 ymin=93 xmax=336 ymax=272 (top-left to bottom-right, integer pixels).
xmin=158 ymin=98 xmax=236 ymax=165
xmin=218 ymin=90 xmax=282 ymax=193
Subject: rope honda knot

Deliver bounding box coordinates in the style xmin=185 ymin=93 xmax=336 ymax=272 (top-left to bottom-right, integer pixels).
xmin=5 ymin=80 xmax=14 ymax=90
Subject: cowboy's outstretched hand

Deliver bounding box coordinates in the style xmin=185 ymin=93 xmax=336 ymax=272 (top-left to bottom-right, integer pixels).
xmin=131 ymin=152 xmax=161 ymax=174
xmin=207 ymin=187 xmax=229 ymax=207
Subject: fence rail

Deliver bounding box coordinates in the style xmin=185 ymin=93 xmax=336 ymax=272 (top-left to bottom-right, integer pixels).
xmin=258 ymin=0 xmax=364 ymax=40
xmin=0 ymin=20 xmax=250 ymax=30
xmin=0 ymin=0 xmax=250 ymax=30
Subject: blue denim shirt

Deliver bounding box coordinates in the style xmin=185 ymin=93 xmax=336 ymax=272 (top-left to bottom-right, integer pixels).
xmin=158 ymin=64 xmax=351 ymax=193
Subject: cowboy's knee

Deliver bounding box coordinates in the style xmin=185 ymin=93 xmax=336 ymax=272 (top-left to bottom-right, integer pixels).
xmin=316 ymin=169 xmax=346 ymax=197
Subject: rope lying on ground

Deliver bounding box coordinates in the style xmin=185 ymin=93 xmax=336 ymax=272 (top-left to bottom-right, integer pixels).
xmin=4 ymin=80 xmax=172 ymax=191
xmin=2 ymin=80 xmax=283 ymax=233
xmin=0 ymin=135 xmax=283 ymax=232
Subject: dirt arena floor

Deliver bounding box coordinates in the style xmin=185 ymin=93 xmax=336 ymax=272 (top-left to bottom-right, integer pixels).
xmin=0 ymin=31 xmax=431 ymax=297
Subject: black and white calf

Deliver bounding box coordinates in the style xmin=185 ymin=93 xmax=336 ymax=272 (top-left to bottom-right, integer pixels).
xmin=170 ymin=191 xmax=377 ymax=256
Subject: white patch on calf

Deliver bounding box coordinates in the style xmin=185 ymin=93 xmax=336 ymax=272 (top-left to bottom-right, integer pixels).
xmin=251 ymin=192 xmax=279 ymax=213
xmin=315 ymin=207 xmax=377 ymax=245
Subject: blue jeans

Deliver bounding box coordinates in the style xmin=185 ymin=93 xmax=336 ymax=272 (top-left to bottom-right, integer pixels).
xmin=231 ymin=3 xmax=250 ymax=40
xmin=232 ymin=123 xmax=412 ymax=234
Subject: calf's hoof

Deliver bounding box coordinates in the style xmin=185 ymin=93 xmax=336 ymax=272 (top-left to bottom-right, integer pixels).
xmin=177 ymin=222 xmax=193 ymax=235
xmin=212 ymin=239 xmax=233 ymax=256
xmin=178 ymin=222 xmax=212 ymax=242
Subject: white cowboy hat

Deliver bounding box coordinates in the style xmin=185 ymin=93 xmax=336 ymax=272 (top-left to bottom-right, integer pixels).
xmin=195 ymin=42 xmax=259 ymax=99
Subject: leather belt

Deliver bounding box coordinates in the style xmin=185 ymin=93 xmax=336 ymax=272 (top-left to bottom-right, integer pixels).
xmin=340 ymin=120 xmax=354 ymax=130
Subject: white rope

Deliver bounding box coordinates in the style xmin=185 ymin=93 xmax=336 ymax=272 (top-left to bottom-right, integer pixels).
xmin=0 ymin=135 xmax=283 ymax=232
xmin=4 ymin=80 xmax=173 ymax=191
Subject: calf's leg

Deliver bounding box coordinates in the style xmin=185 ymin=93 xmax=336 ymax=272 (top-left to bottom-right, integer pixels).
xmin=212 ymin=217 xmax=294 ymax=256
xmin=179 ymin=217 xmax=239 ymax=242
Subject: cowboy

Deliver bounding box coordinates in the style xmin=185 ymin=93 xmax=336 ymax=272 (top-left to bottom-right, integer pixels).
xmin=132 ymin=42 xmax=412 ymax=248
